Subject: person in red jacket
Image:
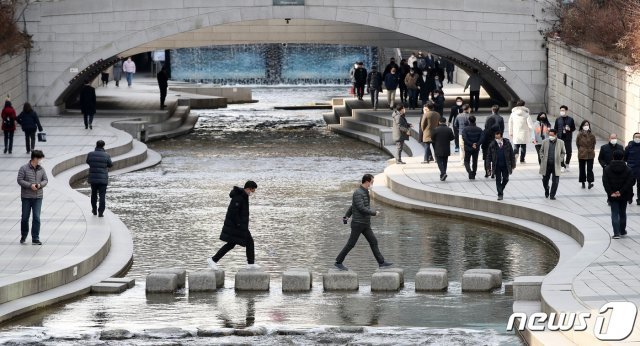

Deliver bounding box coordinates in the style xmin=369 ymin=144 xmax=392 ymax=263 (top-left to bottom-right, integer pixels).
xmin=2 ymin=99 xmax=17 ymax=154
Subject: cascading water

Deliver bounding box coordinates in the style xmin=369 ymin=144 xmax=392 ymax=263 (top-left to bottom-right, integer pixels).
xmin=170 ymin=44 xmax=378 ymax=85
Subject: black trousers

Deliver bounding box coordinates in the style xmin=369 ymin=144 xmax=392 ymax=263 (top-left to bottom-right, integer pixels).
xmin=91 ymin=183 xmax=107 ymax=214
xmin=453 ymin=127 xmax=459 ymax=149
xmin=495 ymin=165 xmax=509 ymax=196
xmin=578 ymin=159 xmax=594 ymax=183
xmin=213 ymin=235 xmax=255 ymax=264
xmin=355 ymin=83 xmax=365 ymax=99
xmin=542 ymin=164 xmax=560 ymax=197
xmin=399 ymin=82 xmax=407 ymax=102
xmin=464 ymin=149 xmax=479 ymax=177
xmin=160 ymin=87 xmax=167 ymax=107
xmin=469 ymin=90 xmax=480 ymax=111
xmin=436 ymin=155 xmax=449 ymax=177
xmin=4 ymin=131 xmax=13 ymax=152
xmin=562 ymin=137 xmax=573 ymax=166
xmin=83 ymin=113 xmax=94 ymax=128
xmin=514 ymin=144 xmax=527 ymax=162
xmin=396 ymin=140 xmax=405 ymax=162
xmin=482 ymin=145 xmax=490 ymax=175
xmin=335 ymin=222 xmax=384 ymax=264
xmin=535 ymin=144 xmax=542 ymax=164
xmin=24 ymin=131 xmax=35 ymax=152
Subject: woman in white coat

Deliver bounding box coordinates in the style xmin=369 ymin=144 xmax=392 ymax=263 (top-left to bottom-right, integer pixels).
xmin=508 ymin=100 xmax=534 ymax=163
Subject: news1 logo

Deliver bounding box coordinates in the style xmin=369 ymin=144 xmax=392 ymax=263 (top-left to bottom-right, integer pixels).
xmin=507 ymin=302 xmax=638 ymax=341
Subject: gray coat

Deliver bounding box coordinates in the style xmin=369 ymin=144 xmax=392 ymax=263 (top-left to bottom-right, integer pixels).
xmin=539 ymin=138 xmax=566 ymax=176
xmin=392 ymin=111 xmax=410 ymax=142
xmin=344 ymin=186 xmax=376 ymax=225
xmin=86 ymin=148 xmax=113 ymax=185
xmin=17 ymin=162 xmax=48 ymax=199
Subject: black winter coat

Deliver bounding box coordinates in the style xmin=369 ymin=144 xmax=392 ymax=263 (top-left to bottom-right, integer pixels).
xmin=431 ymin=124 xmax=455 ymax=157
xmin=488 ymin=138 xmax=516 ymax=175
xmin=80 ymin=85 xmax=97 ymax=115
xmin=344 ymin=186 xmax=376 ymax=225
xmin=625 ymin=141 xmax=640 ymax=178
xmin=86 ymin=148 xmax=113 ymax=185
xmin=220 ymin=186 xmax=251 ymax=247
xmin=462 ymin=125 xmax=485 ymax=153
xmin=16 ymin=111 xmax=43 ymax=133
xmin=157 ymin=70 xmax=169 ymax=89
xmin=603 ymin=161 xmax=636 ymax=203
xmin=449 ymin=105 xmax=463 ymax=125
xmin=554 ymin=116 xmax=576 ymax=141
xmin=599 ymin=143 xmax=624 ymax=168
xmin=354 ymin=68 xmax=368 ymax=85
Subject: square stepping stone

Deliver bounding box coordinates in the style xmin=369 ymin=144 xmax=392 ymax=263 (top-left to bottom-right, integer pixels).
xmin=371 ymin=271 xmax=401 ymax=291
xmin=415 ymin=268 xmax=448 ymax=291
xmin=466 ymin=269 xmax=502 ymax=288
xmin=150 ymin=268 xmax=187 ymax=288
xmin=377 ymin=267 xmax=404 ymax=287
xmin=235 ymin=268 xmax=270 ymax=291
xmin=146 ymin=273 xmax=178 ymax=293
xmin=462 ymin=272 xmax=494 ymax=292
xmin=188 ymin=270 xmax=217 ymax=292
xmin=282 ymin=268 xmax=312 ymax=292
xmin=102 ymin=277 xmax=135 ymax=288
xmin=91 ymin=282 xmax=128 ymax=294
xmin=323 ymin=269 xmax=358 ymax=291
xmin=212 ymin=269 xmax=225 ymax=288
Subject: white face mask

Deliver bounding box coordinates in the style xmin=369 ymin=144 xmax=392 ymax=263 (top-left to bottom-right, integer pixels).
xmin=635 ymin=138 xmax=640 ymax=144
xmin=423 ymin=72 xmax=427 ymax=76
xmin=610 ymin=139 xmax=618 ymax=145
xmin=560 ymin=111 xmax=567 ymax=116
xmin=456 ymin=102 xmax=463 ymax=106
xmin=582 ymin=126 xmax=589 ymax=131
xmin=549 ymin=136 xmax=556 ymax=141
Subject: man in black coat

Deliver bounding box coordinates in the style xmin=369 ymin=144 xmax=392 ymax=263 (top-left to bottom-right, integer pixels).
xmin=488 ymin=131 xmax=516 ymax=200
xmin=482 ymin=105 xmax=505 ymax=177
xmin=431 ymin=117 xmax=455 ymax=181
xmin=603 ymin=150 xmax=636 ymax=239
xmin=353 ymin=62 xmax=368 ymax=101
xmin=157 ymin=65 xmax=169 ymax=109
xmin=449 ymin=97 xmax=464 ymax=152
xmin=554 ymin=105 xmax=576 ymax=171
xmin=79 ymin=79 xmax=96 ymax=130
xmin=461 ymin=115 xmax=485 ymax=180
xmin=598 ymin=133 xmax=624 ymax=169
xmin=86 ymin=140 xmax=113 ymax=217
xmin=208 ymin=181 xmax=258 ymax=269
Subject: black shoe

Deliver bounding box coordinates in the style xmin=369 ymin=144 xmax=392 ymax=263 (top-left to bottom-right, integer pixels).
xmin=3 ymin=148 xmax=6 ymax=154
xmin=92 ymin=209 xmax=97 ymax=215
xmin=612 ymin=235 xmax=620 ymax=239
xmin=588 ymin=183 xmax=594 ymax=189
xmin=334 ymin=263 xmax=348 ymax=271
xmin=98 ymin=213 xmax=104 ymax=217
xmin=442 ymin=174 xmax=447 ymax=181
xmin=89 ymin=125 xmax=93 ymax=130
xmin=544 ymin=187 xmax=550 ymax=198
xmin=20 ymin=237 xmax=26 ymax=244
xmin=550 ymin=196 xmax=556 ymax=200
xmin=85 ymin=126 xmax=88 ymax=129
xmin=581 ymin=182 xmax=585 ymax=189
xmin=379 ymin=261 xmax=394 ymax=268
xmin=32 ymin=240 xmax=42 ymax=245
xmin=396 ymin=160 xmax=406 ymax=165
xmin=497 ymin=195 xmax=503 ymax=200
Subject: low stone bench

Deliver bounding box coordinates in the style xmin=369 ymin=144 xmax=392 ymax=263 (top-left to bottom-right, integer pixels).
xmin=371 ymin=271 xmax=401 ymax=291
xmin=282 ymin=268 xmax=312 ymax=292
xmin=513 ymin=276 xmax=544 ymax=300
xmin=415 ymin=268 xmax=448 ymax=291
xmin=377 ymin=267 xmax=404 ymax=287
xmin=91 ymin=282 xmax=128 ymax=294
xmin=235 ymin=268 xmax=270 ymax=291
xmin=188 ymin=270 xmax=217 ymax=292
xmin=462 ymin=272 xmax=494 ymax=292
xmin=150 ymin=268 xmax=187 ymax=289
xmin=102 ymin=277 xmax=136 ymax=289
xmin=466 ymin=269 xmax=502 ymax=289
xmin=323 ymin=269 xmax=358 ymax=291
xmin=146 ymin=273 xmax=178 ymax=293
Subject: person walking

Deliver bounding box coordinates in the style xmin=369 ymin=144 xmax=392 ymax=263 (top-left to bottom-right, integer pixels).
xmin=384 ymin=67 xmax=400 ymax=109
xmin=86 ymin=140 xmax=113 ymax=217
xmin=576 ymin=120 xmax=596 ymax=189
xmin=482 ymin=105 xmax=505 ymax=177
xmin=335 ymin=174 xmax=393 ymax=271
xmin=366 ymin=66 xmax=383 ymax=110
xmin=533 ymin=112 xmax=551 ymax=164
xmin=112 ymin=59 xmax=123 ymax=87
xmin=432 ymin=117 xmax=455 ymax=181
xmin=449 ymin=97 xmax=464 ymax=152
xmin=554 ymin=105 xmax=576 ymax=172
xmin=208 ymin=181 xmax=259 ymax=269
xmin=398 ymin=59 xmax=410 ymax=105
xmin=392 ymin=105 xmax=411 ymax=164
xmin=16 ymin=103 xmax=43 ymax=154
xmin=599 ymin=133 xmax=624 ymax=169
xmin=349 ymin=62 xmax=357 ymax=97
xmin=354 ymin=62 xmax=368 ymax=101
xmin=539 ymin=129 xmax=566 ymax=200
xmin=454 ymin=104 xmax=471 ymax=165
xmin=463 ymin=69 xmax=482 ymax=112
xmin=157 ymin=65 xmax=169 ymax=109
xmin=2 ymin=99 xmax=17 ymax=154
xmin=79 ymin=79 xmax=96 ymax=129
xmin=404 ymin=68 xmax=419 ymax=110
xmin=488 ymin=131 xmax=516 ymax=200
xmin=603 ymin=150 xmax=635 ymax=239
xmin=624 ymin=133 xmax=640 ymax=205
xmin=461 ymin=115 xmax=485 ymax=179
xmin=16 ymin=150 xmax=47 ymax=245
xmin=432 ymin=89 xmax=445 ymax=116
xmin=382 ymin=57 xmax=399 ymax=79
xmin=419 ymin=70 xmax=434 ymax=107
xmin=508 ymin=100 xmax=533 ymax=164
xmin=444 ymin=59 xmax=455 ymax=84
xmin=421 ymin=101 xmax=440 ymax=164
xmin=407 ymin=52 xmax=417 ymax=69
xmin=123 ymin=57 xmax=136 ymax=87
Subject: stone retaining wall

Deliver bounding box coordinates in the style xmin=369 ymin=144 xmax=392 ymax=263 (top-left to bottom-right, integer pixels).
xmin=547 ymin=39 xmax=640 ymax=142
xmin=0 ymin=54 xmax=27 ymax=108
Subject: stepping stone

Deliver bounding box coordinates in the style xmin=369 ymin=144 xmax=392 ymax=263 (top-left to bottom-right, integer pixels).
xmin=323 ymin=269 xmax=358 ymax=291
xmin=146 ymin=273 xmax=178 ymax=293
xmin=462 ymin=272 xmax=494 ymax=292
xmin=211 ymin=269 xmax=225 ymax=288
xmin=466 ymin=269 xmax=502 ymax=288
xmin=377 ymin=267 xmax=404 ymax=287
xmin=188 ymin=270 xmax=217 ymax=292
xmin=235 ymin=268 xmax=270 ymax=291
xmin=150 ymin=268 xmax=187 ymax=288
xmin=282 ymin=268 xmax=312 ymax=292
xmin=371 ymin=271 xmax=401 ymax=291
xmin=102 ymin=277 xmax=136 ymax=288
xmin=91 ymin=282 xmax=128 ymax=294
xmin=415 ymin=268 xmax=448 ymax=291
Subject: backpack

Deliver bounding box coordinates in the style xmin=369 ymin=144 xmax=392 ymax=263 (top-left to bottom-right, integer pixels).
xmin=3 ymin=114 xmax=13 ymax=128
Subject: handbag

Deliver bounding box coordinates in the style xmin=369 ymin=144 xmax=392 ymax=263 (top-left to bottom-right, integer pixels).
xmin=37 ymin=132 xmax=47 ymax=142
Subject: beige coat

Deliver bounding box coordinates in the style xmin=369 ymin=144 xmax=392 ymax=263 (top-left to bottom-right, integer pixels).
xmin=539 ymin=138 xmax=566 ymax=176
xmin=421 ymin=110 xmax=441 ymax=142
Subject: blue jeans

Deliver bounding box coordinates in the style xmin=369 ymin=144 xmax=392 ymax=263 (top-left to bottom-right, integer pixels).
xmin=21 ymin=198 xmax=42 ymax=241
xmin=408 ymin=89 xmax=418 ymax=109
xmin=610 ymin=200 xmax=628 ymax=236
xmin=126 ymin=72 xmax=133 ymax=86
xmin=423 ymin=142 xmax=433 ymax=161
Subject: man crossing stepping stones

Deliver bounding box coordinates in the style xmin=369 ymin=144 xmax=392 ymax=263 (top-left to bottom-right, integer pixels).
xmin=208 ymin=181 xmax=259 ymax=270
xmin=335 ymin=174 xmax=393 ymax=271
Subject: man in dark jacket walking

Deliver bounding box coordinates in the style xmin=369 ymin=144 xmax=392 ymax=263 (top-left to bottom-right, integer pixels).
xmin=86 ymin=140 xmax=113 ymax=217
xmin=603 ymin=150 xmax=636 ymax=239
xmin=431 ymin=117 xmax=455 ymax=181
xmin=208 ymin=181 xmax=258 ymax=269
xmin=353 ymin=62 xmax=368 ymax=101
xmin=16 ymin=103 xmax=43 ymax=154
xmin=624 ymin=132 xmax=640 ymax=205
xmin=554 ymin=105 xmax=576 ymax=171
xmin=335 ymin=174 xmax=393 ymax=271
xmin=482 ymin=105 xmax=505 ymax=177
xmin=461 ymin=115 xmax=485 ymax=179
xmin=366 ymin=66 xmax=383 ymax=110
xmin=157 ymin=65 xmax=169 ymax=109
xmin=80 ymin=79 xmax=97 ymax=129
xmin=17 ymin=150 xmax=47 ymax=245
xmin=488 ymin=131 xmax=516 ymax=200
xmin=599 ymin=133 xmax=624 ymax=169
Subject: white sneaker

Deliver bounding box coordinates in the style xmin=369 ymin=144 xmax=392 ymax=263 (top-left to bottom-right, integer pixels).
xmin=561 ymin=167 xmax=566 ymax=173
xmin=207 ymin=257 xmax=219 ymax=270
xmin=246 ymin=264 xmax=261 ymax=270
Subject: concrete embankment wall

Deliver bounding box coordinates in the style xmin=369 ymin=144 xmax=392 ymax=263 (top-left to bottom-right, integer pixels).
xmin=0 ymin=54 xmax=27 ymax=107
xmin=547 ymin=39 xmax=640 ymax=142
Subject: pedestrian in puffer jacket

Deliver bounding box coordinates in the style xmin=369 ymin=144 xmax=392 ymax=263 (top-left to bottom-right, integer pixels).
xmin=86 ymin=140 xmax=113 ymax=217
